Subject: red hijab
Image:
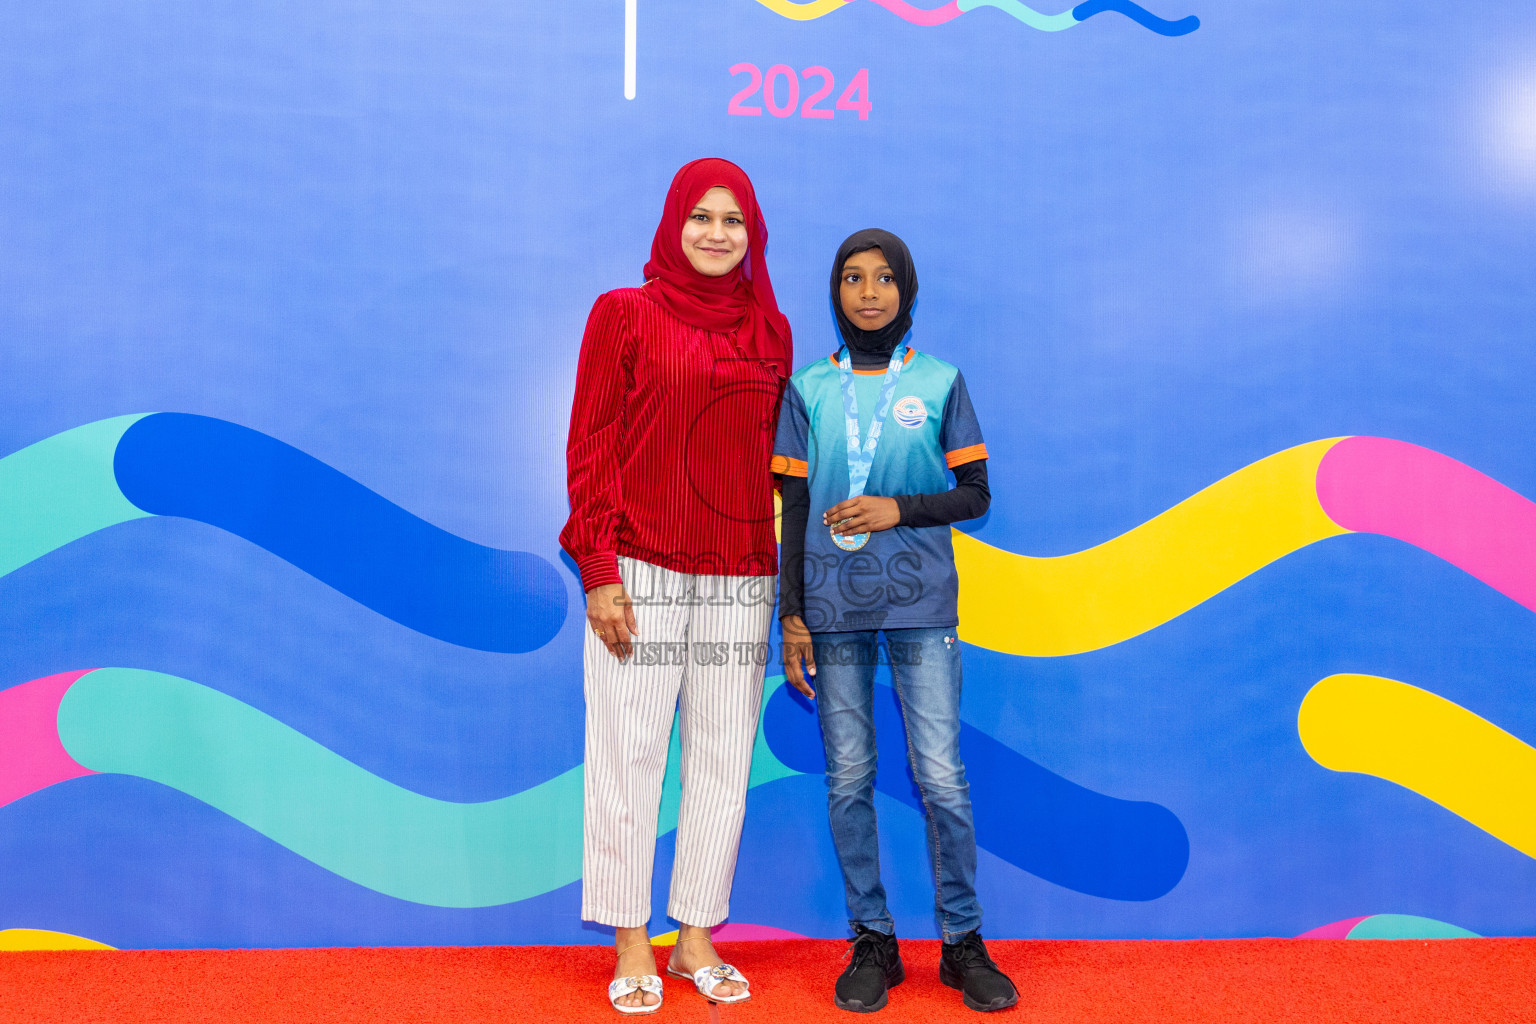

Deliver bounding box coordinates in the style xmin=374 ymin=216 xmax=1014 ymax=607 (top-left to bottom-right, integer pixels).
xmin=642 ymin=158 xmax=792 ymax=377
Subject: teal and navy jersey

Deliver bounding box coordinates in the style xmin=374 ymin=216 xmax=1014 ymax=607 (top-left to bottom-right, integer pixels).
xmin=772 ymin=347 xmax=987 ymax=632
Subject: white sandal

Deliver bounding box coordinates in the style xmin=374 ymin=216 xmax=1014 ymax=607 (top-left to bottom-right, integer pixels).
xmin=607 ymin=974 xmax=664 ymax=1015
xmin=667 ymin=962 xmax=751 ymax=1004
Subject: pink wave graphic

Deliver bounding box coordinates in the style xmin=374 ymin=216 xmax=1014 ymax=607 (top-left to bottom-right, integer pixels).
xmin=1295 ymin=916 xmax=1369 ymax=939
xmin=0 ymin=670 xmax=97 ymax=808
xmin=864 ymin=0 xmax=963 ymax=26
xmin=711 ymin=923 xmax=809 ymax=941
xmin=1318 ymin=437 xmax=1536 ymax=616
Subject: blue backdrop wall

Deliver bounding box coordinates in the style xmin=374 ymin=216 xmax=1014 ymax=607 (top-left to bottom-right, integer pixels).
xmin=3 ymin=0 xmax=1536 ymax=949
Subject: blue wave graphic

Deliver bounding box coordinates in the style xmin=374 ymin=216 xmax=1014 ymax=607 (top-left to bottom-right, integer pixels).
xmin=1072 ymin=0 xmax=1199 ymax=35
xmin=763 ymin=681 xmax=1189 ymax=901
xmin=113 ymin=414 xmax=567 ymax=653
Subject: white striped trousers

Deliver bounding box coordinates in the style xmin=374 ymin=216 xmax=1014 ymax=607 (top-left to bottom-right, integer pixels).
xmin=581 ymin=555 xmax=775 ymax=929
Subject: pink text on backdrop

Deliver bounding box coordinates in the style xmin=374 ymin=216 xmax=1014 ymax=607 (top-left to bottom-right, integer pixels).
xmin=728 ymin=64 xmax=871 ymax=120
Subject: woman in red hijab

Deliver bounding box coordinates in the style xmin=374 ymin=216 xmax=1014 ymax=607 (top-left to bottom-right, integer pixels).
xmin=561 ymin=159 xmax=791 ymax=1013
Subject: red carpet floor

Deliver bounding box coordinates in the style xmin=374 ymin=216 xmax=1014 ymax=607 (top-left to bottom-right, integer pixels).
xmin=2 ymin=939 xmax=1533 ymax=1024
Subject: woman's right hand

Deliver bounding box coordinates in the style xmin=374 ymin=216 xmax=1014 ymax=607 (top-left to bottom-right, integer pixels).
xmin=780 ymin=615 xmax=816 ymax=698
xmin=587 ymin=583 xmax=639 ymax=660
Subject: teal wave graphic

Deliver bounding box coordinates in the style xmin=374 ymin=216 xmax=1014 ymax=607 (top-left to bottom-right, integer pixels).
xmin=957 ymin=0 xmax=1076 ymax=31
xmin=56 ymin=669 xmax=799 ymax=908
xmin=0 ymin=416 xmax=151 ymax=579
xmin=1346 ymin=914 xmax=1480 ymax=940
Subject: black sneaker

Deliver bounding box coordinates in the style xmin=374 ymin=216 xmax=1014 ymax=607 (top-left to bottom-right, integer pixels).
xmin=834 ymin=924 xmax=904 ymax=1012
xmin=939 ymin=930 xmax=1018 ymax=1012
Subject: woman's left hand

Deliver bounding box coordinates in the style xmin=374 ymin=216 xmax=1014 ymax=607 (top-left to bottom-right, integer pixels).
xmin=823 ymin=496 xmax=900 ymax=536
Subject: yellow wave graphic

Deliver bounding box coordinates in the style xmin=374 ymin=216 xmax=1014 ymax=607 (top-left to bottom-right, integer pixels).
xmin=954 ymin=438 xmax=1348 ymax=656
xmin=0 ymin=928 xmax=115 ymax=951
xmin=752 ymin=0 xmax=849 ymax=19
xmin=1299 ymin=674 xmax=1536 ymax=859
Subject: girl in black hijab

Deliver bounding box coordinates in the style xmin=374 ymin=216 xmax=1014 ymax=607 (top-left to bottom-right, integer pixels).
xmin=771 ymin=228 xmax=1015 ymax=1013
xmin=778 ymin=228 xmax=990 ymax=625
xmin=830 ymin=228 xmax=920 ymax=369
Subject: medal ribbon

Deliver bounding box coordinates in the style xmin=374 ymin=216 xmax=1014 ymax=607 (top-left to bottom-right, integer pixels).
xmin=837 ymin=343 xmax=908 ymax=513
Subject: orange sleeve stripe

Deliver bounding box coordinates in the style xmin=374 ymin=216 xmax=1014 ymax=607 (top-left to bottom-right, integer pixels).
xmin=771 ymin=455 xmax=808 ymax=477
xmin=945 ymin=443 xmax=989 ymax=469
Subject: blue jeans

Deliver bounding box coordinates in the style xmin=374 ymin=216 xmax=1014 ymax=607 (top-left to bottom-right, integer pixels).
xmin=812 ymin=627 xmax=981 ymax=941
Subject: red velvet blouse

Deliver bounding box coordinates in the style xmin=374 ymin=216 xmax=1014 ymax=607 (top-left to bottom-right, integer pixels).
xmin=560 ymin=287 xmax=787 ymax=591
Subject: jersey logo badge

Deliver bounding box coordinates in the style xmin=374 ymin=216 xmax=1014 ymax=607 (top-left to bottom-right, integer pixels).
xmin=892 ymin=395 xmax=927 ymax=429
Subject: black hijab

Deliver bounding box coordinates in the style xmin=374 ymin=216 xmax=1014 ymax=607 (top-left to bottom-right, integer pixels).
xmin=831 ymin=228 xmax=918 ymax=369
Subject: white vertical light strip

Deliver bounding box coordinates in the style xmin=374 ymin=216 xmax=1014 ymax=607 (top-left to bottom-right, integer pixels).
xmin=624 ymin=0 xmax=637 ymax=100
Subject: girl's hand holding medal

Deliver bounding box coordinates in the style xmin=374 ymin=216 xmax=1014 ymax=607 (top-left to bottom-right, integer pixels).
xmin=824 ymin=496 xmax=901 ymax=539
